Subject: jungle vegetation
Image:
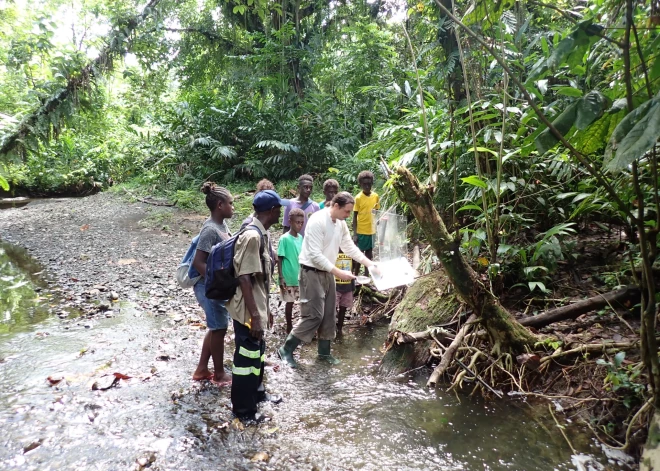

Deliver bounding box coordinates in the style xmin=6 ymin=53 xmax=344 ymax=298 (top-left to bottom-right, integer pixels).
xmin=1 ymin=0 xmax=660 ymax=465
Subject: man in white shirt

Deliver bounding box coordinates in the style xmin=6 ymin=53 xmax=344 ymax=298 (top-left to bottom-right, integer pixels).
xmin=278 ymin=192 xmax=378 ymax=367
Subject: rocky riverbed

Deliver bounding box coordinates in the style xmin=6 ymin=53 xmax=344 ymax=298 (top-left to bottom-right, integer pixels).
xmin=0 ymin=193 xmax=622 ymax=471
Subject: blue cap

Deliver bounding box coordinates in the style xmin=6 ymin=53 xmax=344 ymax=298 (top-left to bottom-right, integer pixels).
xmin=253 ymin=190 xmax=290 ymax=212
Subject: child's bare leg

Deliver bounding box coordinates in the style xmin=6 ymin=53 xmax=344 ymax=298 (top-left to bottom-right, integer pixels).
xmin=210 ymin=328 xmax=230 ymax=383
xmin=365 ymin=248 xmax=373 ymax=260
xmin=337 ymin=307 xmax=347 ymax=334
xmin=193 ymin=330 xmax=213 ymax=380
xmin=285 ymin=302 xmax=294 ymax=333
xmin=353 ymin=260 xmax=362 ymax=276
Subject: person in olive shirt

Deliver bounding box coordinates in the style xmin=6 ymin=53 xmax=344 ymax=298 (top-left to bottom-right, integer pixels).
xmin=227 ymin=190 xmax=289 ymax=422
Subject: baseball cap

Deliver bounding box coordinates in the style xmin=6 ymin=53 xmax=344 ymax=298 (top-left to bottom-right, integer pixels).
xmin=253 ymin=190 xmax=290 ymax=212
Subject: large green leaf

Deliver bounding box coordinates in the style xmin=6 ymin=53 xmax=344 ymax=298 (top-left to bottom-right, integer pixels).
xmin=604 ymin=96 xmax=658 ymax=170
xmin=461 ymin=175 xmax=488 ymax=189
xmin=463 ymin=0 xmax=516 ymax=28
xmin=535 ymin=102 xmax=577 ymax=154
xmin=605 ymin=99 xmax=660 ymax=172
xmin=574 ymin=109 xmax=624 ymax=155
xmin=0 ymin=174 xmax=8 ymax=191
xmin=575 ymin=90 xmax=610 ymax=130
xmin=528 ymin=20 xmax=603 ymax=81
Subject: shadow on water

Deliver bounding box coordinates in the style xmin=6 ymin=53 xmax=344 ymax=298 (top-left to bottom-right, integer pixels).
xmin=0 ymin=243 xmax=621 ymax=470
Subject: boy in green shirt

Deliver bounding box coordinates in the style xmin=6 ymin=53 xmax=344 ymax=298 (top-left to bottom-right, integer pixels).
xmin=277 ymin=208 xmax=305 ymax=333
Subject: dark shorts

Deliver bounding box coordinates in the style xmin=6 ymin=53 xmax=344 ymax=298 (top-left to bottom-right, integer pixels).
xmin=357 ymin=234 xmax=374 ymax=251
xmin=193 ymin=280 xmax=230 ymax=330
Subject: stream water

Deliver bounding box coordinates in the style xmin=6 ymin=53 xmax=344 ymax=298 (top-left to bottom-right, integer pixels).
xmin=0 ymin=241 xmax=621 ymax=471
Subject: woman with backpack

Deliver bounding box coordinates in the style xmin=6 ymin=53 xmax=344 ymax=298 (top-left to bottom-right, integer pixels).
xmin=191 ymin=182 xmax=235 ymax=385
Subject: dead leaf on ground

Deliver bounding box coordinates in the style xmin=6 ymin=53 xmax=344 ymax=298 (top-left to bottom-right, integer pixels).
xmin=23 ymin=439 xmax=43 ymax=454
xmin=113 ymin=372 xmax=132 ymax=380
xmin=231 ymin=418 xmax=245 ymax=431
xmin=80 ymin=224 xmax=90 ymax=231
xmin=47 ymin=376 xmax=63 ymax=386
xmin=91 ymin=376 xmax=119 ymax=391
xmin=117 ymin=258 xmax=138 ymax=265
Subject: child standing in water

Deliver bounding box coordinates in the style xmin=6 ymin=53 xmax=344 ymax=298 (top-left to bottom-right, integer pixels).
xmin=277 ymin=208 xmax=305 ymax=333
xmin=191 ymin=182 xmax=234 ymax=386
xmin=282 ymin=174 xmax=320 ymax=236
xmin=352 ymin=170 xmax=380 ymax=276
xmin=334 ymin=249 xmax=355 ymax=334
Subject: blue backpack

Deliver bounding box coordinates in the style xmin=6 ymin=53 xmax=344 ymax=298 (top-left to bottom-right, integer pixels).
xmin=205 ymin=225 xmax=264 ymax=300
xmin=175 ymin=235 xmax=202 ymax=288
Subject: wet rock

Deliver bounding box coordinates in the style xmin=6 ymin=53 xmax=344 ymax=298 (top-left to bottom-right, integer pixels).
xmin=109 ymin=291 xmax=119 ymax=301
xmin=251 ymin=451 xmax=270 ymax=462
xmin=88 ymin=289 xmax=100 ymax=297
xmin=134 ymin=451 xmax=156 ymax=470
xmin=98 ymin=301 xmax=111 ymax=311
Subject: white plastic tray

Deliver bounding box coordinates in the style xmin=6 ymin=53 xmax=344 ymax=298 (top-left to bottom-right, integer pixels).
xmin=370 ymin=257 xmax=416 ymax=291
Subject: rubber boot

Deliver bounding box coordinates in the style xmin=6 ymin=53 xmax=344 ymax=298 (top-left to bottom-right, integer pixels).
xmin=278 ymin=334 xmax=301 ymax=368
xmin=317 ymin=339 xmax=340 ymax=365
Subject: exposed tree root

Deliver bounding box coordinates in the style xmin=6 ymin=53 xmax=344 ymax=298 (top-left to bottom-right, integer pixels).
xmin=427 ymin=314 xmax=478 ymax=387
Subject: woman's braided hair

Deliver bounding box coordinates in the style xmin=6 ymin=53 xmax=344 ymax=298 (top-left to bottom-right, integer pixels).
xmin=201 ymin=182 xmax=231 ymax=211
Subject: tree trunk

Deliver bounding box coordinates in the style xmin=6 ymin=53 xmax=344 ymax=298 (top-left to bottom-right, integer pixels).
xmin=392 ymin=167 xmax=537 ymax=354
xmin=641 ymin=409 xmax=660 ymax=471
xmin=380 ymin=270 xmax=460 ymax=376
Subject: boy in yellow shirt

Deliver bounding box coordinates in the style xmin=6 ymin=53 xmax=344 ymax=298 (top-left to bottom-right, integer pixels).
xmin=352 ymin=170 xmax=380 ymax=276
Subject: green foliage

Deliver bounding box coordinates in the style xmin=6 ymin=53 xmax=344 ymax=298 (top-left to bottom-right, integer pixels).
xmin=596 ymin=353 xmax=645 ymax=407
xmin=528 ymin=20 xmax=603 ymax=81
xmin=605 ymin=92 xmax=660 ymax=172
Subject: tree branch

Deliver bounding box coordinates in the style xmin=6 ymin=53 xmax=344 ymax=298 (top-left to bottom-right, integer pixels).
xmin=0 ymin=0 xmax=164 ymax=157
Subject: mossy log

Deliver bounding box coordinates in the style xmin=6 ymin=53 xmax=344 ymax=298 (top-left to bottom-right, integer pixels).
xmin=392 ymin=167 xmax=538 ymax=354
xmin=380 ymin=270 xmax=461 ymax=376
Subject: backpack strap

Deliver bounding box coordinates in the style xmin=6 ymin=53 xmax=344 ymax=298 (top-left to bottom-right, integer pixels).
xmin=245 ymin=224 xmax=265 ymax=261
xmin=300 ymin=200 xmax=313 ymax=211
xmin=245 ymin=225 xmax=269 ymax=295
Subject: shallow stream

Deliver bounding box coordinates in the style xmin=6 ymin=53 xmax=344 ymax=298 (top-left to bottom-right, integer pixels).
xmin=0 ymin=240 xmax=620 ymax=471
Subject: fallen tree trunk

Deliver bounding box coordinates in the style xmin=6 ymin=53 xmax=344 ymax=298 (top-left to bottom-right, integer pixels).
xmin=392 ymin=167 xmax=537 ymax=355
xmin=520 ymin=285 xmax=641 ymax=329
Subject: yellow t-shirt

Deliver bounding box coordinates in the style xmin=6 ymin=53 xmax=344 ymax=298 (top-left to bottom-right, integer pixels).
xmin=354 ymin=191 xmax=380 ymax=235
